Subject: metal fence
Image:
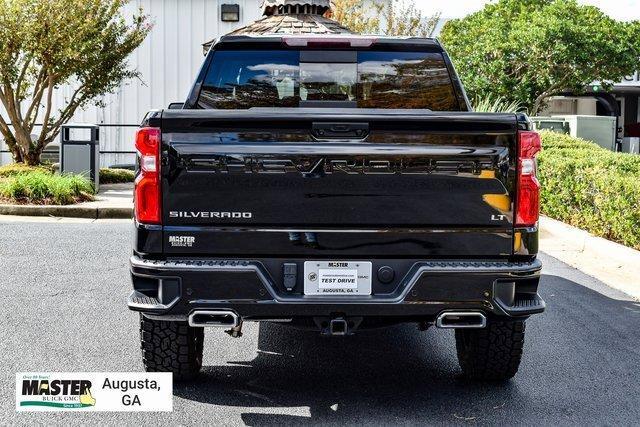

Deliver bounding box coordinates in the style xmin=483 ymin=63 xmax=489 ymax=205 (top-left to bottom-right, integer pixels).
xmin=0 ymin=123 xmax=139 ymax=169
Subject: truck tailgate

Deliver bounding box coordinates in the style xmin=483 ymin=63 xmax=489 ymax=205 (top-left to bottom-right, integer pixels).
xmin=160 ymin=109 xmax=518 ymax=257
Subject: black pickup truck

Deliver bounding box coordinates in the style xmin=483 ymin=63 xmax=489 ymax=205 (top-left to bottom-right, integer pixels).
xmin=128 ymin=34 xmax=545 ymax=381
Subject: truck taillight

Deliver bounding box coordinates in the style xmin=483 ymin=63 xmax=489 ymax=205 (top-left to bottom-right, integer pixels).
xmin=134 ymin=127 xmax=161 ymax=224
xmin=515 ymin=131 xmax=542 ymax=227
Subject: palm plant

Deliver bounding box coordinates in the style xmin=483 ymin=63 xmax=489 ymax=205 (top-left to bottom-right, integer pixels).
xmin=473 ymin=96 xmax=525 ymax=113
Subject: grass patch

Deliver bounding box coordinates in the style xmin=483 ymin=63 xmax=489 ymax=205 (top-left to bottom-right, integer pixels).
xmin=0 ymin=166 xmax=95 ymax=205
xmin=538 ymin=131 xmax=640 ymax=250
xmin=99 ymin=168 xmax=135 ymax=184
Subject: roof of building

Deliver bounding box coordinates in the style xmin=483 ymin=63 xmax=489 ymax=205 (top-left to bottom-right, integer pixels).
xmin=228 ymin=13 xmax=353 ymax=36
xmin=202 ymin=1 xmax=353 ymax=53
xmin=261 ymin=0 xmax=331 ymax=16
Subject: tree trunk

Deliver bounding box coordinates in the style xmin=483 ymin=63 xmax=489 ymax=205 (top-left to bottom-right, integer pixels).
xmin=3 ymin=126 xmax=49 ymax=165
xmin=24 ymin=147 xmax=43 ymax=166
xmin=10 ymin=145 xmax=25 ymax=164
xmin=3 ymin=128 xmax=54 ymax=166
xmin=532 ymin=96 xmax=546 ymax=116
xmin=2 ymin=133 xmax=25 ymax=163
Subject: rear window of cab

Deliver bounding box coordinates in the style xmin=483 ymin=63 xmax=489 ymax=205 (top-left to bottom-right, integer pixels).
xmin=197 ymin=50 xmax=460 ymax=111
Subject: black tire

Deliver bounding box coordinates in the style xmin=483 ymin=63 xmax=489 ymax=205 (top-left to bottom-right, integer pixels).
xmin=140 ymin=315 xmax=204 ymax=381
xmin=455 ymin=320 xmax=525 ymax=381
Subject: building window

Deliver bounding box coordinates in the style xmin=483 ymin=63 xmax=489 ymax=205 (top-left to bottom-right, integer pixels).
xmin=221 ymin=4 xmax=240 ymax=22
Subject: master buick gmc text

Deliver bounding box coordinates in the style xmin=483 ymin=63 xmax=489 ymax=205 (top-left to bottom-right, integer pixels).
xmin=128 ymin=34 xmax=545 ymax=381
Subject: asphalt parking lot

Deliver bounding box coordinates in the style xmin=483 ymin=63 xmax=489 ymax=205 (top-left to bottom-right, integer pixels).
xmin=1 ymin=218 xmax=639 ymax=425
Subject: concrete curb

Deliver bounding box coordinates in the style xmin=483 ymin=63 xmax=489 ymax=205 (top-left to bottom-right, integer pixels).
xmin=0 ymin=204 xmax=132 ymax=219
xmin=540 ymin=216 xmax=640 ymax=301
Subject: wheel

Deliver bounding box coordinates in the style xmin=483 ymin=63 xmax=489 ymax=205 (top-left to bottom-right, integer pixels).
xmin=140 ymin=315 xmax=204 ymax=381
xmin=455 ymin=320 xmax=525 ymax=381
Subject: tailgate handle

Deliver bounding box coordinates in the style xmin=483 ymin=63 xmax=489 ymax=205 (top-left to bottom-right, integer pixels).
xmin=312 ymin=122 xmax=369 ymax=139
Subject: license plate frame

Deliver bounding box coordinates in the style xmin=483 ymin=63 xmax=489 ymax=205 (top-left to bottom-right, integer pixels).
xmin=303 ymin=261 xmax=372 ymax=296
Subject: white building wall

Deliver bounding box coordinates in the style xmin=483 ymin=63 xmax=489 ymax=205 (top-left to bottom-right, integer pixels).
xmin=1 ymin=0 xmax=263 ymax=166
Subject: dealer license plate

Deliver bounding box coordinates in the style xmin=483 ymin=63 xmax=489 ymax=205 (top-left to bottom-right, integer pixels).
xmin=304 ymin=261 xmax=372 ymax=296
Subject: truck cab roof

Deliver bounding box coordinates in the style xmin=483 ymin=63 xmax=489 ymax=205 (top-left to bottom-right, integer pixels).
xmin=210 ymin=34 xmax=444 ymax=52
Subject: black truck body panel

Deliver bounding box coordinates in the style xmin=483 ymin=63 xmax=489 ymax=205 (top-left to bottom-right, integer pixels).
xmin=158 ymin=109 xmax=518 ymax=258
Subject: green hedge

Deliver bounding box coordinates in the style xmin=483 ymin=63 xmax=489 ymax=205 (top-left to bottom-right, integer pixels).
xmin=0 ymin=165 xmax=95 ymax=205
xmin=99 ymin=168 xmax=135 ymax=184
xmin=538 ymin=131 xmax=640 ymax=250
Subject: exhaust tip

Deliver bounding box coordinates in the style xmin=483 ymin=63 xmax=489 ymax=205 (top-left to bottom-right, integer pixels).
xmin=436 ymin=311 xmax=487 ymax=329
xmin=189 ymin=310 xmax=240 ymax=328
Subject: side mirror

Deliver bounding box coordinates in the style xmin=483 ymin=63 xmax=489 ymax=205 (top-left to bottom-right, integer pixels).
xmin=168 ymin=102 xmax=184 ymax=110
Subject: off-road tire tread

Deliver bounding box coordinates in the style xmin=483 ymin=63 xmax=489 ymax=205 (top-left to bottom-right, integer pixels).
xmin=455 ymin=320 xmax=525 ymax=381
xmin=140 ymin=315 xmax=204 ymax=381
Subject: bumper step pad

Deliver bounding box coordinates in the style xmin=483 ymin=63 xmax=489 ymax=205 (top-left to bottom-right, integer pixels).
xmin=510 ymin=294 xmax=546 ymax=313
xmin=128 ymin=290 xmax=166 ymax=311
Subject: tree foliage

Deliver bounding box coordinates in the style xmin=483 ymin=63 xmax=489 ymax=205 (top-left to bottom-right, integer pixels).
xmin=329 ymin=0 xmax=440 ymax=37
xmin=0 ymin=0 xmax=151 ymax=165
xmin=440 ymin=0 xmax=640 ymax=114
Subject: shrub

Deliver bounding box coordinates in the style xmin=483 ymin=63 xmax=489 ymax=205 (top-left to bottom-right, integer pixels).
xmin=0 ymin=169 xmax=95 ymax=205
xmin=0 ymin=163 xmax=53 ymax=177
xmin=538 ymin=131 xmax=640 ymax=250
xmin=99 ymin=168 xmax=135 ymax=184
